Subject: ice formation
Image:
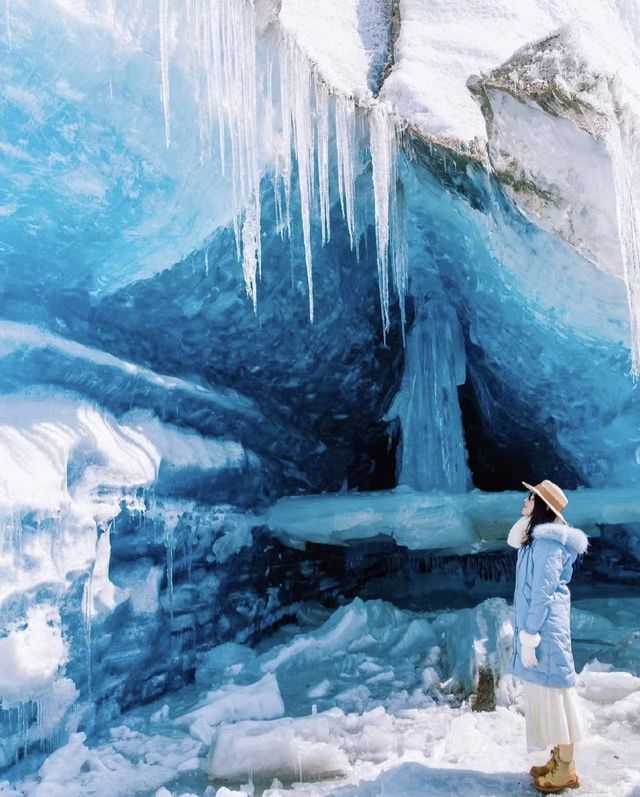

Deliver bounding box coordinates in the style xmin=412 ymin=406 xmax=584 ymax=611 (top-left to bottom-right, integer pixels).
xmin=1 ymin=0 xmax=640 ymax=794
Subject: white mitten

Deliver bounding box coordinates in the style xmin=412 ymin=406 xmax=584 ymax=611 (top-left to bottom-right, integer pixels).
xmin=519 ymin=630 xmax=541 ymax=669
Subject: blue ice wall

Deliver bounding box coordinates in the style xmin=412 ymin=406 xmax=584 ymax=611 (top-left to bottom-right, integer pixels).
xmin=1 ymin=0 xmax=640 ymax=775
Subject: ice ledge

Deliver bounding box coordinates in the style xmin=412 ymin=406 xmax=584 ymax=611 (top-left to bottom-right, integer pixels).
xmin=265 ymin=486 xmax=640 ymax=555
xmin=467 ymin=31 xmax=626 ymax=279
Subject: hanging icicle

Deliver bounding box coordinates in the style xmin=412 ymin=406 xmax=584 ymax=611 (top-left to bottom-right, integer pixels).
xmin=335 ymin=94 xmax=358 ymax=251
xmin=369 ymin=104 xmax=398 ymax=340
xmin=158 ymin=1 xmax=404 ymax=331
xmin=315 ymin=80 xmax=331 ymax=246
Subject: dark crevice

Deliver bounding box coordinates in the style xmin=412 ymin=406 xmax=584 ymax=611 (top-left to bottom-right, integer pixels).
xmin=458 ymin=342 xmax=583 ymax=492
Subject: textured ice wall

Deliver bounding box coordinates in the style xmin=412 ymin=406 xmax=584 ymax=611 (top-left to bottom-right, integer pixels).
xmin=1 ymin=0 xmax=640 ymax=773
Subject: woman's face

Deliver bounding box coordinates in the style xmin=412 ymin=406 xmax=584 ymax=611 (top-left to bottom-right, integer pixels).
xmin=522 ymin=492 xmax=535 ymax=517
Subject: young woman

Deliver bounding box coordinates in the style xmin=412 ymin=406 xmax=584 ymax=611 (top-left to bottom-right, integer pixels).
xmin=507 ymin=479 xmax=589 ymax=793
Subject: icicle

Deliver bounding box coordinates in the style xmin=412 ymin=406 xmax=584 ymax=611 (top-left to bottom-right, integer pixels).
xmin=335 ymin=94 xmax=357 ymax=249
xmin=369 ymin=105 xmax=398 ymax=339
xmin=282 ymin=39 xmax=315 ymax=321
xmin=242 ymin=202 xmax=259 ymax=309
xmin=608 ymin=105 xmax=640 ymax=378
xmin=315 ymin=80 xmax=331 ymax=245
xmin=391 ymin=177 xmax=408 ymax=343
xmin=159 ymin=0 xmax=171 ymax=148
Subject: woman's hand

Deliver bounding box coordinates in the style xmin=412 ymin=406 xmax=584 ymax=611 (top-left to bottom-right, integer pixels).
xmin=519 ymin=629 xmax=541 ymax=669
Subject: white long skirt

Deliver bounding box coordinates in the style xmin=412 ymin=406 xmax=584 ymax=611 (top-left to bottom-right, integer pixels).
xmin=522 ymin=681 xmax=588 ymax=752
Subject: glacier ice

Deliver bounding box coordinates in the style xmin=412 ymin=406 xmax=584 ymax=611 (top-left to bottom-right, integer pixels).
xmin=3 ymin=596 xmax=640 ymax=795
xmin=1 ymin=0 xmax=640 ymax=790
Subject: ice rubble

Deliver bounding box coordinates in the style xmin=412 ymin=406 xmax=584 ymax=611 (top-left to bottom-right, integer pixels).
xmin=3 ymin=596 xmax=640 ymax=797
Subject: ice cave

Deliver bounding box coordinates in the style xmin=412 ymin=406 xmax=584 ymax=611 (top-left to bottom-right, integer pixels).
xmin=1 ymin=1 xmax=640 ymax=795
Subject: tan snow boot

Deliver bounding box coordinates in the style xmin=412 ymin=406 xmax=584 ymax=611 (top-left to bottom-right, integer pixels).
xmin=533 ymin=756 xmax=580 ymax=793
xmin=530 ymin=747 xmax=559 ymax=778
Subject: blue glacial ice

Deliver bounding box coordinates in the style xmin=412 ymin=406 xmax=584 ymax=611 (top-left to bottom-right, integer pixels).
xmin=1 ymin=0 xmax=640 ymax=795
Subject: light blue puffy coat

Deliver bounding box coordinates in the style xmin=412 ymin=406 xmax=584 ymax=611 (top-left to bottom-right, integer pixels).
xmin=508 ymin=519 xmax=589 ymax=688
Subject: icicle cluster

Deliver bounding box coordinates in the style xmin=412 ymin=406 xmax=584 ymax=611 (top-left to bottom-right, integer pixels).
xmin=158 ymin=0 xmax=406 ymax=334
xmin=161 ymin=0 xmax=262 ymax=308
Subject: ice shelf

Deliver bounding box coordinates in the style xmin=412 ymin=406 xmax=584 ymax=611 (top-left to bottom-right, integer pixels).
xmin=264 ymin=486 xmax=640 ymax=554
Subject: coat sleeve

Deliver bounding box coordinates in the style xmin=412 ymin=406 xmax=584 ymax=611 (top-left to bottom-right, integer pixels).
xmin=524 ymin=540 xmax=564 ymax=635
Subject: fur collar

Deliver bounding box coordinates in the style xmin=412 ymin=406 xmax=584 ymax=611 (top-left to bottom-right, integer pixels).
xmin=532 ymin=522 xmax=589 ymax=554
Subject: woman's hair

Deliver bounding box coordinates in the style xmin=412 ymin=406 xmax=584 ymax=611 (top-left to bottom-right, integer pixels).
xmin=522 ymin=493 xmax=560 ymax=546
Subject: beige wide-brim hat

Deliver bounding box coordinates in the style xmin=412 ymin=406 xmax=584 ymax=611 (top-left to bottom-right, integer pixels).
xmin=522 ymin=479 xmax=568 ymax=524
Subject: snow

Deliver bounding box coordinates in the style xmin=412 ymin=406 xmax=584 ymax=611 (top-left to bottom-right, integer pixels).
xmin=0 ymin=605 xmax=69 ymax=708
xmin=277 ymin=0 xmax=392 ymax=98
xmin=382 ymin=0 xmax=639 ymax=146
xmin=0 ymin=393 xmax=258 ymax=522
xmin=3 ymin=596 xmax=640 ymax=796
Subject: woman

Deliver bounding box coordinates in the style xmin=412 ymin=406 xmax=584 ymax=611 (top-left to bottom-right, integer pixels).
xmin=507 ymin=479 xmax=589 ymax=793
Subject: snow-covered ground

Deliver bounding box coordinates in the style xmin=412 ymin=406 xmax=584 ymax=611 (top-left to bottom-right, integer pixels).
xmin=2 ymin=595 xmax=638 ymax=797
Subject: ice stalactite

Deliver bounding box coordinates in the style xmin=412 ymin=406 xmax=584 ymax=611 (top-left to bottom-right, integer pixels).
xmin=385 ymin=300 xmax=469 ymax=493
xmin=82 ymin=568 xmax=93 ymax=701
xmin=608 ymin=102 xmax=640 ymax=378
xmin=281 ymin=39 xmax=316 ymax=321
xmin=391 ymin=177 xmax=408 ymax=341
xmin=222 ymin=0 xmax=261 ymax=303
xmin=159 ymin=1 xmax=405 ymax=330
xmin=315 ymin=80 xmax=331 ymax=247
xmin=335 ymin=94 xmax=358 ymax=251
xmin=271 ymin=45 xmax=293 ymax=243
xmin=369 ymin=104 xmax=399 ymax=340
xmin=181 ymin=0 xmax=261 ymax=306
xmin=242 ymin=204 xmax=260 ymax=311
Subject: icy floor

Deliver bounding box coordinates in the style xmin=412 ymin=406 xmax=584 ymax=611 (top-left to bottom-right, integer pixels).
xmin=2 ymin=597 xmax=639 ymax=797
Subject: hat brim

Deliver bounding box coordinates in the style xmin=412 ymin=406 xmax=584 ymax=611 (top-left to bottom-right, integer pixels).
xmin=522 ymin=481 xmax=566 ymax=524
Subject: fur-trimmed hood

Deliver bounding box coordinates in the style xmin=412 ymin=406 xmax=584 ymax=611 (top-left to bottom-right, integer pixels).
xmin=507 ymin=516 xmax=589 ymax=554
xmin=532 ymin=522 xmax=589 ymax=554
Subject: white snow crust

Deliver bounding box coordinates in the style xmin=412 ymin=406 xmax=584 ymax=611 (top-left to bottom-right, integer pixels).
xmin=277 ymin=0 xmax=391 ymax=99
xmin=382 ymin=0 xmax=639 ymax=145
xmin=4 ymin=595 xmax=640 ymax=797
